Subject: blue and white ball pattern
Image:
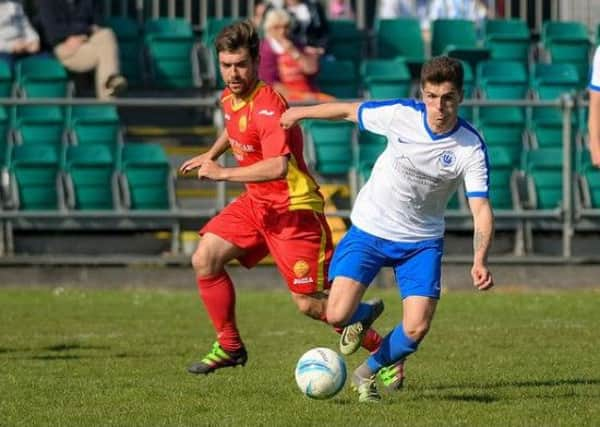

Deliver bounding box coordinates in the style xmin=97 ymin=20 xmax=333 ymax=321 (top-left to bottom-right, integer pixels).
xmin=295 ymin=347 xmax=347 ymax=399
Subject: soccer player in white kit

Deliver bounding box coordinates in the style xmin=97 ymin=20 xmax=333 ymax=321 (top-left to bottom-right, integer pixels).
xmin=588 ymin=46 xmax=600 ymax=167
xmin=281 ymin=56 xmax=495 ymax=402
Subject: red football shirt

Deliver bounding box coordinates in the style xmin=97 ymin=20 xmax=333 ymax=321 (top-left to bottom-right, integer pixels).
xmin=220 ymin=81 xmax=324 ymax=212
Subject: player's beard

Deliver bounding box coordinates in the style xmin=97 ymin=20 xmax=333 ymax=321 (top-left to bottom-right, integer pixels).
xmin=228 ymin=76 xmax=258 ymax=98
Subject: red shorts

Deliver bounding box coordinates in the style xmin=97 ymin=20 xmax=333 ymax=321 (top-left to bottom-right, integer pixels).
xmin=200 ymin=193 xmax=333 ymax=294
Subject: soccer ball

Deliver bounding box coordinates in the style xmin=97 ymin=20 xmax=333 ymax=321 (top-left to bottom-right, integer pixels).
xmin=294 ymin=347 xmax=347 ymax=399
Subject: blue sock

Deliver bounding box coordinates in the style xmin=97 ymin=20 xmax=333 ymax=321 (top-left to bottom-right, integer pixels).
xmin=367 ymin=324 xmax=418 ymax=372
xmin=344 ymin=302 xmax=374 ymax=326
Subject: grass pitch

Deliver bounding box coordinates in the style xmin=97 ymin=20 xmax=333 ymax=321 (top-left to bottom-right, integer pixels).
xmin=1 ymin=287 xmax=599 ymax=426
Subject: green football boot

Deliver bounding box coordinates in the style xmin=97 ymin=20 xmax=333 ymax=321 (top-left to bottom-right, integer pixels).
xmin=187 ymin=341 xmax=247 ymax=375
xmin=339 ymin=298 xmax=384 ymax=356
xmin=377 ymin=359 xmax=405 ymax=391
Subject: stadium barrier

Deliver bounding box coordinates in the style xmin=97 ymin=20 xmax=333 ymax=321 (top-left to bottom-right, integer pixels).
xmin=0 ymin=95 xmax=590 ymax=261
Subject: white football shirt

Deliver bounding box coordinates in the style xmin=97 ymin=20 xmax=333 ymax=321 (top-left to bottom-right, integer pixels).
xmin=352 ymin=99 xmax=490 ymax=242
xmin=589 ymin=46 xmax=600 ymax=92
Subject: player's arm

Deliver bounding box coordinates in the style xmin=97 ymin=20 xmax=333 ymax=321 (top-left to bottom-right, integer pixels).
xmin=196 ymin=155 xmax=288 ymax=183
xmin=280 ymin=102 xmax=361 ymax=128
xmin=179 ymin=129 xmax=230 ymax=174
xmin=468 ymin=197 xmax=494 ymax=291
xmin=588 ymin=88 xmax=600 ymax=167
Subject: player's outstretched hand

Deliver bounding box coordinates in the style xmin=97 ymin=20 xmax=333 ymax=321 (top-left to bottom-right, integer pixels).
xmin=197 ymin=159 xmax=224 ymax=181
xmin=280 ymin=108 xmax=301 ymax=129
xmin=179 ymin=152 xmax=210 ymax=174
xmin=471 ymin=263 xmax=494 ymax=291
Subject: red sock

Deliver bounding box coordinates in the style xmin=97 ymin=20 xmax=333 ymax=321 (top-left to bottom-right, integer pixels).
xmin=331 ymin=325 xmax=382 ymax=353
xmin=196 ymin=273 xmax=243 ymax=352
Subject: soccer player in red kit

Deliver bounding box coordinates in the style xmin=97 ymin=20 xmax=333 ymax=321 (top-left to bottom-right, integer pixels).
xmin=179 ymin=20 xmax=384 ymax=376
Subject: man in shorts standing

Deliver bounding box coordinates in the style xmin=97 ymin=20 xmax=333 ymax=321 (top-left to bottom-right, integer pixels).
xmin=179 ymin=20 xmax=382 ymax=376
xmin=281 ymin=56 xmax=495 ymax=402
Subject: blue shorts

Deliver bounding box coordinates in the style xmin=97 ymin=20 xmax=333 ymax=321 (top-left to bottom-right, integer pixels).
xmin=329 ymin=225 xmax=444 ymax=299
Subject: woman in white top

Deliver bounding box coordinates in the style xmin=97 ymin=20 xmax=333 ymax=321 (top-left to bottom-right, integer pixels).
xmin=0 ymin=0 xmax=40 ymax=66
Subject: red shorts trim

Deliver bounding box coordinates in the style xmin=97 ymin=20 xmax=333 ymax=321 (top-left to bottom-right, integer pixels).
xmin=200 ymin=194 xmax=333 ymax=294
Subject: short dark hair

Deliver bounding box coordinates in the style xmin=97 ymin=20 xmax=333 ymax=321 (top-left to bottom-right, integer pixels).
xmin=214 ymin=19 xmax=260 ymax=61
xmin=420 ymin=56 xmax=464 ymax=93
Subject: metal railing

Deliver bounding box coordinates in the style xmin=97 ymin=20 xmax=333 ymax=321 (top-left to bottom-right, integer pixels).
xmin=0 ymin=94 xmax=590 ymax=260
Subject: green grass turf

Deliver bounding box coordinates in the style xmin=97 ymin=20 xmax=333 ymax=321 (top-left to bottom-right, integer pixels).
xmin=1 ymin=287 xmax=599 ymax=426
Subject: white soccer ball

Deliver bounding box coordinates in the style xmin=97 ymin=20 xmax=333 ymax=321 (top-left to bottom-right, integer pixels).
xmin=295 ymin=347 xmax=347 ymax=399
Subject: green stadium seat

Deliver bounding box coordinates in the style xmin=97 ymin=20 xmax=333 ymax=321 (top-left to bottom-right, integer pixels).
xmin=68 ymin=105 xmax=120 ymax=125
xmin=8 ymin=144 xmax=62 ymax=210
xmin=316 ymin=59 xmax=359 ymax=99
xmin=0 ymin=107 xmax=9 ymax=168
xmin=121 ymin=143 xmax=173 ymax=210
xmin=478 ymin=121 xmax=525 ymax=164
xmin=302 ymin=120 xmax=355 ymax=179
xmin=104 ymin=16 xmax=143 ymax=86
xmin=360 ymin=58 xmax=411 ymax=99
xmin=64 ymin=145 xmax=118 ymax=210
xmin=0 ymin=60 xmax=13 ymax=98
xmin=431 ymin=19 xmax=490 ymax=71
xmin=530 ymin=63 xmax=579 ymax=126
xmin=477 ymin=60 xmax=528 ymax=125
xmin=576 ymin=149 xmax=600 ymax=209
xmin=528 ymin=63 xmax=579 ymax=149
xmin=484 ymin=19 xmax=531 ymax=63
xmin=460 ymin=61 xmax=474 ymax=121
xmin=541 ymin=21 xmax=591 ymax=88
xmin=144 ymin=18 xmax=199 ymax=89
xmin=521 ymin=148 xmax=564 ymax=210
xmin=355 ymin=130 xmax=386 ymax=187
xmin=487 ymin=146 xmax=517 ymax=210
xmin=375 ymin=18 xmax=425 ymax=77
xmin=14 ymin=56 xmax=70 ymax=98
xmin=69 ymin=106 xmax=122 ymax=166
xmin=327 ymin=19 xmax=365 ymax=70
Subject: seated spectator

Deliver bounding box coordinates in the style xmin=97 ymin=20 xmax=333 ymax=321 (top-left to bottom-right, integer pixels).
xmin=0 ymin=0 xmax=41 ymax=68
xmin=37 ymin=0 xmax=126 ymax=99
xmin=259 ymin=8 xmax=334 ymax=103
xmin=284 ymin=0 xmax=329 ymax=49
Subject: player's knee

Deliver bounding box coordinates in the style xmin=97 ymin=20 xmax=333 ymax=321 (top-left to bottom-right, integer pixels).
xmin=292 ymin=293 xmax=325 ymax=320
xmin=191 ymin=245 xmax=217 ymax=276
xmin=325 ymin=307 xmax=349 ymax=327
xmin=403 ymin=321 xmax=431 ymax=342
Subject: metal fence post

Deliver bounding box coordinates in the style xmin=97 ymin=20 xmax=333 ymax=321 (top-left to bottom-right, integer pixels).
xmin=561 ymin=93 xmax=574 ymax=258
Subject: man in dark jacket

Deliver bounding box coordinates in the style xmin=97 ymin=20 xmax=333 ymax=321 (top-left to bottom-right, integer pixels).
xmin=38 ymin=0 xmax=126 ymax=99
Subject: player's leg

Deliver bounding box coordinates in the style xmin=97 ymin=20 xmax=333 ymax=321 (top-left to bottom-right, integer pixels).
xmin=352 ymin=238 xmax=443 ymax=400
xmin=326 ymin=226 xmax=387 ymax=356
xmin=188 ymin=232 xmax=248 ymax=375
xmin=290 ymin=290 xmax=383 ymax=353
xmin=188 ymin=195 xmax=266 ymax=375
xmin=268 ymin=214 xmax=384 ymax=354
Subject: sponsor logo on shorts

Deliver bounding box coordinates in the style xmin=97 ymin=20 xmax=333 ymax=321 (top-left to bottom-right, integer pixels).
xmin=292 ymin=260 xmax=313 ymax=285
xmin=293 ymin=277 xmax=314 ymax=285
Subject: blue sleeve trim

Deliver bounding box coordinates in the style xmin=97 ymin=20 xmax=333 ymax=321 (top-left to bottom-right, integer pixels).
xmin=466 ymin=191 xmax=489 ymax=198
xmin=589 ymin=83 xmax=600 ymax=91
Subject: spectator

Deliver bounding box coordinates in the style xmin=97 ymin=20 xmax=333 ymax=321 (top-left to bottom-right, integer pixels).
xmin=0 ymin=0 xmax=41 ymax=68
xmin=378 ymin=0 xmax=417 ymax=19
xmin=329 ymin=0 xmax=354 ymax=20
xmin=284 ymin=0 xmax=329 ymax=49
xmin=37 ymin=0 xmax=126 ymax=99
xmin=259 ymin=8 xmax=334 ymax=103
